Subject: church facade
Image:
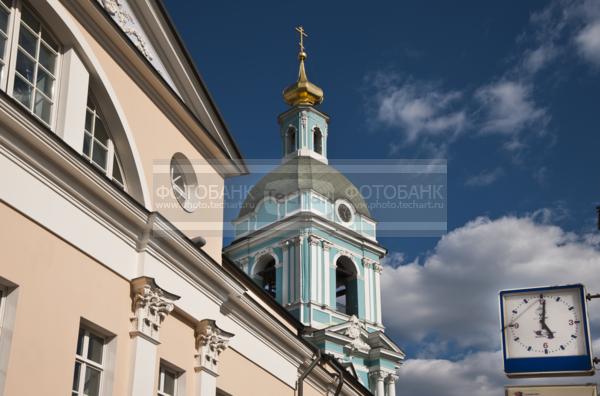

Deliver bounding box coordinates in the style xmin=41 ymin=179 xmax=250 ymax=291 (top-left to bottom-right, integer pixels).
xmin=0 ymin=1 xmax=383 ymax=396
xmin=224 ymin=29 xmax=404 ymax=395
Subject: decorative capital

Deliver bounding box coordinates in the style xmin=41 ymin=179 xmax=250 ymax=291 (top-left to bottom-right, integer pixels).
xmin=386 ymin=373 xmax=399 ymax=384
xmin=195 ymin=319 xmax=234 ymax=375
xmin=308 ymin=235 xmax=321 ymax=245
xmin=373 ymin=262 xmax=383 ymax=273
xmin=130 ymin=277 xmax=179 ymax=343
xmin=369 ymin=370 xmax=387 ymax=382
xmin=322 ymin=240 xmax=333 ymax=250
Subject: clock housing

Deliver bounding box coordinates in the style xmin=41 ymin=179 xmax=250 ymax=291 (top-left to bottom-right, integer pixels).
xmin=499 ymin=284 xmax=594 ymax=378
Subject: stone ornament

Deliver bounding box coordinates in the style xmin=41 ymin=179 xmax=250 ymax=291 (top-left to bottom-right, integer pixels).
xmin=130 ymin=277 xmax=179 ymax=343
xmin=195 ymin=319 xmax=234 ymax=375
xmin=345 ymin=315 xmax=370 ymax=352
xmin=100 ymin=0 xmax=153 ymax=61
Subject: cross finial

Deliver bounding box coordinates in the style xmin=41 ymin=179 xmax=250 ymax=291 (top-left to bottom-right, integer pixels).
xmin=295 ymin=26 xmax=308 ymax=54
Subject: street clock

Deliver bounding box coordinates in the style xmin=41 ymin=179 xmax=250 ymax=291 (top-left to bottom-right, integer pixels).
xmin=500 ymin=284 xmax=594 ymax=377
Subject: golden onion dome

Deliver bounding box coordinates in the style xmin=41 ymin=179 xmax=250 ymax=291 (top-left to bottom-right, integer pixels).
xmin=283 ymin=28 xmax=324 ymax=106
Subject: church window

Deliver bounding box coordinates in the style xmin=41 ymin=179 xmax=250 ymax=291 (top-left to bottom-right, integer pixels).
xmin=8 ymin=4 xmax=60 ymax=125
xmin=286 ymin=126 xmax=296 ymax=154
xmin=335 ymin=256 xmax=358 ymax=316
xmin=313 ymin=127 xmax=322 ymax=155
xmin=254 ymin=254 xmax=277 ymax=298
xmin=83 ymin=95 xmax=126 ymax=189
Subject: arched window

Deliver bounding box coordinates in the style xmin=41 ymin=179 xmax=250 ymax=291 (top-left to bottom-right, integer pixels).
xmin=0 ymin=2 xmax=60 ymax=126
xmin=336 ymin=256 xmax=358 ymax=315
xmin=83 ymin=94 xmax=125 ymax=188
xmin=286 ymin=127 xmax=296 ymax=155
xmin=254 ymin=255 xmax=276 ymax=298
xmin=313 ymin=128 xmax=323 ymax=155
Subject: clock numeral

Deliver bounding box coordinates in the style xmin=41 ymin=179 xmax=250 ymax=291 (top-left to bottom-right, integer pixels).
xmin=569 ymin=319 xmax=574 ymax=326
xmin=543 ymin=342 xmax=548 ymax=349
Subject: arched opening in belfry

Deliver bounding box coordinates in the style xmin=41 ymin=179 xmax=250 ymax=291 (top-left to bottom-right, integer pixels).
xmin=313 ymin=128 xmax=323 ymax=155
xmin=254 ymin=254 xmax=277 ymax=298
xmin=286 ymin=127 xmax=296 ymax=154
xmin=335 ymin=255 xmax=359 ymax=316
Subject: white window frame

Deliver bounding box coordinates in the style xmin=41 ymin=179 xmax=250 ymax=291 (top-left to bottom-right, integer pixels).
xmin=0 ymin=278 xmax=18 ymax=396
xmin=73 ymin=326 xmax=106 ymax=396
xmin=157 ymin=361 xmax=184 ymax=396
xmin=2 ymin=0 xmax=62 ymax=128
xmin=83 ymin=94 xmax=126 ymax=189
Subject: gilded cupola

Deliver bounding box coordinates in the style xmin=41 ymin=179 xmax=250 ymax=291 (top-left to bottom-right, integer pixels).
xmin=282 ymin=26 xmax=324 ymax=106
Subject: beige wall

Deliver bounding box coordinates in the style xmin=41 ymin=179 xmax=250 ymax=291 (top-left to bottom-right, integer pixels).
xmin=66 ymin=10 xmax=226 ymax=261
xmin=217 ymin=347 xmax=294 ymax=396
xmin=157 ymin=313 xmax=197 ymax=393
xmin=0 ymin=202 xmax=132 ymax=396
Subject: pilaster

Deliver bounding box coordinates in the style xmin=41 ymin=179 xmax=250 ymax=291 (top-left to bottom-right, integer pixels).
xmin=194 ymin=319 xmax=234 ymax=396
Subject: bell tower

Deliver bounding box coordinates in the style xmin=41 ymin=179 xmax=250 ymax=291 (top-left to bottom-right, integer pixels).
xmin=224 ymin=27 xmax=405 ymax=395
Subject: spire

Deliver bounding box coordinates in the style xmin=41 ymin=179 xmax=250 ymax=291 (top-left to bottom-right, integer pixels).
xmin=283 ymin=26 xmax=324 ymax=106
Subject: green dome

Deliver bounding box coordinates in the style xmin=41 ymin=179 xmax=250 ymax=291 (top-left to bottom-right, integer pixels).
xmin=238 ymin=157 xmax=371 ymax=219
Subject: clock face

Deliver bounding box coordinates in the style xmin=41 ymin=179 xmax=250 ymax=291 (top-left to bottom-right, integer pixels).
xmin=502 ymin=287 xmax=588 ymax=359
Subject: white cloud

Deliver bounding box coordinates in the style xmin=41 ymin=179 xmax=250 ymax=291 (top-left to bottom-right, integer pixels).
xmin=382 ymin=214 xmax=600 ymax=351
xmin=465 ymin=167 xmax=504 ymax=187
xmin=476 ymin=81 xmax=548 ymax=139
xmin=383 ymin=214 xmax=600 ymax=395
xmin=372 ymin=77 xmax=467 ymax=144
xmin=522 ymin=44 xmax=559 ymax=73
xmin=576 ymin=22 xmax=600 ymax=66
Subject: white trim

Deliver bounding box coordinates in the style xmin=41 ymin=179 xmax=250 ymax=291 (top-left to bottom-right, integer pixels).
xmin=0 ymin=278 xmax=17 ymax=396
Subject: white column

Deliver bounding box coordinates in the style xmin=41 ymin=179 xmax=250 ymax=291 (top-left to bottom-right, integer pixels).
xmin=363 ymin=258 xmax=371 ymax=321
xmin=56 ymin=48 xmax=89 ymax=151
xmin=317 ymin=243 xmax=322 ymax=304
xmin=374 ymin=263 xmax=383 ymax=324
xmin=129 ymin=277 xmax=178 ymax=396
xmin=386 ymin=374 xmax=398 ymax=396
xmin=370 ymin=371 xmax=386 ymax=396
xmin=296 ymin=235 xmax=304 ymax=302
xmin=323 ymin=242 xmax=331 ymax=307
xmin=282 ymin=241 xmax=289 ymax=305
xmin=309 ymin=236 xmax=318 ymax=302
xmin=194 ymin=319 xmax=234 ymax=396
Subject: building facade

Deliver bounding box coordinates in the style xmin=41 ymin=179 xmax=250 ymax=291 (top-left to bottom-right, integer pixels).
xmin=0 ymin=1 xmax=374 ymax=395
xmin=224 ymin=32 xmax=405 ymax=395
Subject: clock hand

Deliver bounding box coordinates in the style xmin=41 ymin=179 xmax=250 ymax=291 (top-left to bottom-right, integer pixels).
xmin=539 ymin=299 xmax=555 ymax=339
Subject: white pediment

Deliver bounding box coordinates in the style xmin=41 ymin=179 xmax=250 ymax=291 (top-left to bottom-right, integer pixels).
xmin=97 ymin=0 xmax=178 ymax=93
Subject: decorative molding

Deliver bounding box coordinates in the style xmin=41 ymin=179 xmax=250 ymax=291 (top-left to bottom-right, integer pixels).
xmin=130 ymin=277 xmax=179 ymax=343
xmin=373 ymin=262 xmax=383 ymax=273
xmin=194 ymin=319 xmax=234 ymax=375
xmin=100 ymin=0 xmax=153 ymax=61
xmin=344 ymin=315 xmax=370 ymax=353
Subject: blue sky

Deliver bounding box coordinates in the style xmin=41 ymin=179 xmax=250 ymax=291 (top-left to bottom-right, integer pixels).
xmin=166 ymin=1 xmax=600 ymax=394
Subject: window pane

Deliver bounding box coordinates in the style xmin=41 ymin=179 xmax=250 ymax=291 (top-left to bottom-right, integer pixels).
xmin=18 ymin=26 xmax=36 ymax=56
xmin=41 ymin=32 xmax=58 ymax=52
xmin=83 ymin=366 xmax=101 ymax=396
xmin=93 ymin=118 xmax=109 ymax=145
xmin=39 ymin=43 xmax=56 ymax=73
xmin=13 ymin=75 xmax=32 ymax=108
xmin=112 ymin=157 xmax=124 ymax=185
xmin=76 ymin=329 xmax=85 ymax=356
xmin=163 ymin=370 xmax=176 ymax=395
xmin=33 ymin=92 xmax=51 ymax=123
xmin=72 ymin=361 xmax=81 ymax=391
xmin=92 ymin=144 xmax=107 ymax=170
xmin=36 ymin=68 xmax=54 ymax=97
xmin=87 ymin=334 xmax=104 ymax=364
xmin=0 ymin=37 xmax=6 ymax=59
xmin=0 ymin=7 xmax=8 ymax=34
xmin=85 ymin=110 xmax=93 ymax=132
xmin=20 ymin=7 xmax=39 ymax=32
xmin=83 ymin=133 xmax=91 ymax=158
xmin=15 ymin=50 xmax=34 ymax=82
